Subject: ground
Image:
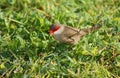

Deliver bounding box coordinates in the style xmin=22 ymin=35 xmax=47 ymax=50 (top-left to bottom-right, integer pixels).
xmin=0 ymin=0 xmax=120 ymax=78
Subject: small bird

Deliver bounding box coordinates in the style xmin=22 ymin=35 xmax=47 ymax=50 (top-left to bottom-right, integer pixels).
xmin=49 ymin=23 xmax=101 ymax=45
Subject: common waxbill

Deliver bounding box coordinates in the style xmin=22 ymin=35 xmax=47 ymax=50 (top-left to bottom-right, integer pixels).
xmin=49 ymin=23 xmax=101 ymax=45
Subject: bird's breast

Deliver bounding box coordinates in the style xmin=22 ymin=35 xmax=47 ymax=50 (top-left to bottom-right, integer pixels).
xmin=53 ymin=33 xmax=65 ymax=42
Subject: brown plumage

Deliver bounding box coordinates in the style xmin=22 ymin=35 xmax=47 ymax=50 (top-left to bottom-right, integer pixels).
xmin=49 ymin=23 xmax=101 ymax=45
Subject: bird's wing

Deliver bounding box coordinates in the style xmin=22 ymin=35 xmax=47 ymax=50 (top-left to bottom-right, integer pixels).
xmin=63 ymin=26 xmax=80 ymax=38
xmin=61 ymin=26 xmax=80 ymax=44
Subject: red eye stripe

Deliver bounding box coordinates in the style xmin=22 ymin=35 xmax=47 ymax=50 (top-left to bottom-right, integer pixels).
xmin=52 ymin=26 xmax=60 ymax=32
xmin=49 ymin=26 xmax=60 ymax=35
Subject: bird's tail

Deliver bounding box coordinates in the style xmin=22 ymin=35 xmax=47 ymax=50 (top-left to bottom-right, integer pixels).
xmin=79 ymin=24 xmax=102 ymax=36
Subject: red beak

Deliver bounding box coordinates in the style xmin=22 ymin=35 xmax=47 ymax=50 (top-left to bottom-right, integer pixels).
xmin=49 ymin=30 xmax=53 ymax=35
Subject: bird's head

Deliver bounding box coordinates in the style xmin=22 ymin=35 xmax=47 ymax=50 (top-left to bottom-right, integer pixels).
xmin=49 ymin=23 xmax=63 ymax=35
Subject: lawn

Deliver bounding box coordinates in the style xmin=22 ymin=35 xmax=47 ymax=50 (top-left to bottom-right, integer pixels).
xmin=0 ymin=0 xmax=120 ymax=78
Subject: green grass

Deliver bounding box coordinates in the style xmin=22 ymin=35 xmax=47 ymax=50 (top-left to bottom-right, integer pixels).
xmin=0 ymin=0 xmax=120 ymax=78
